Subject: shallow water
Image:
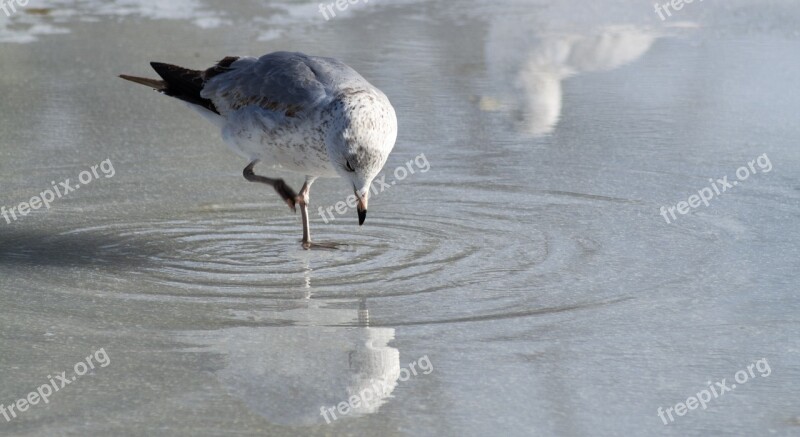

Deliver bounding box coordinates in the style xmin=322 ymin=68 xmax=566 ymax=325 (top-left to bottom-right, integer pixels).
xmin=1 ymin=0 xmax=799 ymax=435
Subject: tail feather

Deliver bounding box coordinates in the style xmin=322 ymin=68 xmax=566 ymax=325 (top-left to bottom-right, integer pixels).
xmin=118 ymin=74 xmax=165 ymax=91
xmin=119 ymin=62 xmax=219 ymax=114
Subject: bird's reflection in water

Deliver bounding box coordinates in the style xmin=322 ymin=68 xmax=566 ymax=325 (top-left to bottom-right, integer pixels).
xmin=481 ymin=19 xmax=659 ymax=136
xmin=183 ymin=298 xmax=400 ymax=426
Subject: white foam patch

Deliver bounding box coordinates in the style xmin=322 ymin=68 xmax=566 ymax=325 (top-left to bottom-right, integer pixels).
xmin=256 ymin=0 xmax=430 ymax=41
xmin=0 ymin=0 xmax=226 ymax=43
xmin=0 ymin=0 xmax=433 ymax=44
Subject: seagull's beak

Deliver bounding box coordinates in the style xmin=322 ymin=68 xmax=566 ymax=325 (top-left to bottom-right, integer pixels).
xmin=355 ymin=189 xmax=368 ymax=226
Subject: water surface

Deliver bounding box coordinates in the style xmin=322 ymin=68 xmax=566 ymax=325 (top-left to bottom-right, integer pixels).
xmin=0 ymin=0 xmax=799 ymax=435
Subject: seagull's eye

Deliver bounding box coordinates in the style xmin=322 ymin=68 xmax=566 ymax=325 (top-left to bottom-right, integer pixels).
xmin=345 ymin=161 xmax=355 ymax=172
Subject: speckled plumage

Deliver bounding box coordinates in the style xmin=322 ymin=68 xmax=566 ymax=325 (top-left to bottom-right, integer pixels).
xmin=121 ymin=50 xmax=397 ymax=245
xmin=197 ymin=51 xmax=398 ymax=181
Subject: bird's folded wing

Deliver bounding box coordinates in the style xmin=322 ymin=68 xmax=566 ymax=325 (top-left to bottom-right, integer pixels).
xmin=200 ymin=52 xmax=336 ymax=117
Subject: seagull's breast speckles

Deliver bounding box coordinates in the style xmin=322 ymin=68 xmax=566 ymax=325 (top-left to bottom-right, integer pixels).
xmin=219 ymin=88 xmax=395 ymax=179
xmin=220 ymin=106 xmax=338 ymax=176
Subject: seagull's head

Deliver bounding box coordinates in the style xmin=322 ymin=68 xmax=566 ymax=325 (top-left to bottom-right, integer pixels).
xmin=328 ymin=90 xmax=398 ymax=226
xmin=332 ymin=137 xmax=393 ymax=226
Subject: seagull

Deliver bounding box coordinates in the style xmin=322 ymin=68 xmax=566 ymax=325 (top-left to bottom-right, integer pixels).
xmin=120 ymin=51 xmax=398 ymax=248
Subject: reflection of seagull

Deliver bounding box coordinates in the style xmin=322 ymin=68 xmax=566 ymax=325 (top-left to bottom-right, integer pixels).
xmin=483 ymin=23 xmax=657 ymax=136
xmin=182 ymin=299 xmax=400 ymax=426
xmin=120 ymin=51 xmax=398 ymax=247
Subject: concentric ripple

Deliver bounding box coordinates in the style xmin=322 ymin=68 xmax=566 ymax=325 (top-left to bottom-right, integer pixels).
xmin=0 ymin=192 xmax=725 ymax=325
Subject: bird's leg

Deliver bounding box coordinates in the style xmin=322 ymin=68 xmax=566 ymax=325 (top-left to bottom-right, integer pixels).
xmin=296 ymin=177 xmax=316 ymax=249
xmin=243 ymin=160 xmax=298 ymax=212
xmin=243 ymin=162 xmax=318 ymax=248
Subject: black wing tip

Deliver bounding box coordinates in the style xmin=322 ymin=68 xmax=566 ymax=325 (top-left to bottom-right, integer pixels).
xmin=122 ymin=63 xmax=218 ymax=114
xmin=203 ymin=56 xmax=241 ymax=81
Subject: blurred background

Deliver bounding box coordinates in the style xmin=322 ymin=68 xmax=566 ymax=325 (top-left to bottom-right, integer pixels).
xmin=0 ymin=0 xmax=799 ymax=435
